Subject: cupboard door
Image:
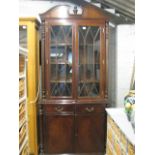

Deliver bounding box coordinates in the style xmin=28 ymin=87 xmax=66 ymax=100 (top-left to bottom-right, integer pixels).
xmin=75 ymin=113 xmax=106 ymax=153
xmin=43 ymin=114 xmax=74 ymax=154
xmin=49 ymin=25 xmax=73 ymax=97
xmin=78 ymin=26 xmax=102 ymax=98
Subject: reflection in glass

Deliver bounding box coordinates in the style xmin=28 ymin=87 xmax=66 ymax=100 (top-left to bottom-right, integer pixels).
xmin=50 ymin=25 xmax=72 ymax=96
xmin=78 ymin=83 xmax=99 ymax=97
xmin=51 ymin=83 xmax=71 ymax=96
xmin=19 ymin=26 xmax=27 ymax=48
xmin=78 ymin=26 xmax=100 ymax=97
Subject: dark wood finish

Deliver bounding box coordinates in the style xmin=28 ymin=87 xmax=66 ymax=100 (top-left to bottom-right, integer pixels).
xmin=75 ymin=104 xmax=106 ymax=153
xmin=105 ymin=21 xmax=109 ymax=99
xmin=76 ymin=104 xmax=104 ymax=114
xmin=39 ymin=3 xmax=109 ymax=155
xmin=40 ymin=102 xmax=107 ymax=154
xmin=43 ymin=104 xmax=74 ymax=114
xmin=75 ymin=114 xmax=105 ymax=153
xmin=40 ymin=4 xmax=108 ymax=100
xmin=40 ymin=21 xmax=46 ymax=98
xmin=43 ymin=113 xmax=75 ymax=154
xmin=38 ymin=104 xmax=44 ymax=153
xmin=40 ymin=4 xmax=109 ymax=20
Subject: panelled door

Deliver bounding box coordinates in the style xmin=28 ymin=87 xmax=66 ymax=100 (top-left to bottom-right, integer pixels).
xmin=43 ymin=114 xmax=75 ymax=154
xmin=77 ymin=24 xmax=105 ymax=99
xmin=45 ymin=23 xmax=74 ymax=99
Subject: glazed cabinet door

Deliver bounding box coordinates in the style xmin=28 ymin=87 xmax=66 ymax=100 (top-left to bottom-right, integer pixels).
xmin=43 ymin=114 xmax=74 ymax=154
xmin=75 ymin=104 xmax=106 ymax=153
xmin=47 ymin=24 xmax=74 ymax=98
xmin=77 ymin=25 xmax=105 ymax=98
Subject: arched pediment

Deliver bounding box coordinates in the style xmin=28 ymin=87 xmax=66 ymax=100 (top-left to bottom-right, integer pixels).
xmin=40 ymin=4 xmax=109 ymax=21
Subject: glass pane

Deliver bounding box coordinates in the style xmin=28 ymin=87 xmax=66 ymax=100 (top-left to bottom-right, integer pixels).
xmin=66 ymin=64 xmax=72 ymax=81
xmin=50 ymin=25 xmax=72 ymax=96
xmin=57 ymin=64 xmax=66 ymax=80
xmin=50 ymin=64 xmax=57 ymax=80
xmin=78 ymin=26 xmax=100 ymax=97
xmin=79 ymin=64 xmax=84 ymax=81
xmin=67 ymin=46 xmax=72 ymax=64
xmin=50 ymin=47 xmax=57 ymax=63
xmin=51 ymin=26 xmax=72 ymax=44
xmin=78 ymin=83 xmax=99 ymax=97
xmin=19 ymin=26 xmax=27 ymax=49
xmin=51 ymin=83 xmax=72 ymax=96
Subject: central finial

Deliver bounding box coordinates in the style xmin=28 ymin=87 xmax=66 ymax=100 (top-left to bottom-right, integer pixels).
xmin=73 ymin=6 xmax=78 ymax=15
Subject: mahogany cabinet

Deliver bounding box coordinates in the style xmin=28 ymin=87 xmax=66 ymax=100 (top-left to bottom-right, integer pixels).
xmin=38 ymin=4 xmax=109 ymax=155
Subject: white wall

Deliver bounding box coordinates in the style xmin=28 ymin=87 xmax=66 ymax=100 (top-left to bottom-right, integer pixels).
xmin=19 ymin=0 xmax=76 ymax=22
xmin=108 ymin=26 xmax=116 ymax=107
xmin=115 ymin=25 xmax=135 ymax=107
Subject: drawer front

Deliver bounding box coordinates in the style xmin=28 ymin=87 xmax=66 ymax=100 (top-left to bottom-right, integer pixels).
xmin=76 ymin=104 xmax=105 ymax=114
xmin=43 ymin=104 xmax=74 ymax=114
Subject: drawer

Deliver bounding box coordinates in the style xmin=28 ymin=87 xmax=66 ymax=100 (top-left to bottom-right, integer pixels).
xmin=76 ymin=104 xmax=105 ymax=114
xmin=43 ymin=104 xmax=74 ymax=114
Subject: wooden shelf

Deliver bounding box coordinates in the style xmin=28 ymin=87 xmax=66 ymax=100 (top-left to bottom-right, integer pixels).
xmin=79 ymin=80 xmax=99 ymax=83
xmin=79 ymin=44 xmax=95 ymax=46
xmin=19 ymin=96 xmax=26 ymax=104
xmin=19 ymin=44 xmax=28 ymax=155
xmin=51 ymin=43 xmax=72 ymax=47
xmin=50 ymin=80 xmax=100 ymax=83
xmin=19 ymin=46 xmax=28 ymax=56
xmin=19 ymin=118 xmax=26 ymax=129
xmin=79 ymin=63 xmax=100 ymax=65
xmin=19 ymin=73 xmax=26 ymax=79
xmin=50 ymin=79 xmax=72 ymax=83
xmin=19 ymin=137 xmax=28 ymax=154
xmin=50 ymin=62 xmax=72 ymax=65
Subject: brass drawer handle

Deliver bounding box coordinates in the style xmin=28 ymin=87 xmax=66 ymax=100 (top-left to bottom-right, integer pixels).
xmin=85 ymin=107 xmax=94 ymax=112
xmin=55 ymin=106 xmax=63 ymax=112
